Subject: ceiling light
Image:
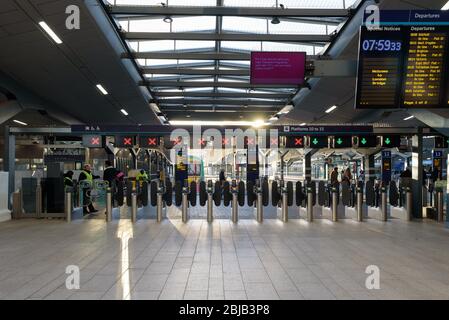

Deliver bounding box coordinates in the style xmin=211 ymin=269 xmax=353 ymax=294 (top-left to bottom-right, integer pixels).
xmin=13 ymin=119 xmax=28 ymax=126
xmin=269 ymin=117 xmax=279 ymax=122
xmin=96 ymin=84 xmax=108 ymax=95
xmin=403 ymin=115 xmax=414 ymax=121
xmin=186 ymin=114 xmax=191 ymax=118
xmin=442 ymin=1 xmax=449 ymax=10
xmin=271 ymin=17 xmax=280 ymax=24
xmin=38 ymin=21 xmax=62 ymax=44
xmin=163 ymin=16 xmax=173 ymax=23
xmin=253 ymin=119 xmax=266 ymax=128
xmin=325 ymin=105 xmax=337 ymax=113
xmin=120 ymin=109 xmax=128 ymax=116
xmin=300 ymin=123 xmax=306 ymax=126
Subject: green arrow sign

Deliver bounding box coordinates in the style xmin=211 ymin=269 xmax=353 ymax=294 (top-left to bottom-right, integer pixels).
xmin=385 ymin=137 xmax=391 ymax=145
xmin=312 ymin=138 xmax=318 ymax=145
xmin=336 ymin=138 xmax=343 ymax=145
xmin=361 ymin=138 xmax=367 ymax=145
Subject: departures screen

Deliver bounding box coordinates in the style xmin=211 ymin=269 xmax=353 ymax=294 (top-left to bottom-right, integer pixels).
xmin=355 ymin=25 xmax=449 ymax=109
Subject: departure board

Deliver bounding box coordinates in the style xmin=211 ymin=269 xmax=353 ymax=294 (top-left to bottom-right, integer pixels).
xmin=355 ymin=26 xmax=449 ymax=109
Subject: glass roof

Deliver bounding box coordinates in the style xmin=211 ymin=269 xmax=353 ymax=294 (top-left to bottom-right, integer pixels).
xmin=106 ymin=0 xmax=360 ymax=121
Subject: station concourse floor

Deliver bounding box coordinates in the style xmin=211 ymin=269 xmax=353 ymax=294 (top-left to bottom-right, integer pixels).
xmin=0 ymin=217 xmax=449 ymax=300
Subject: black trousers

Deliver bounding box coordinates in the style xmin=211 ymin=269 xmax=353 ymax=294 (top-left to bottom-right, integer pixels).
xmin=82 ymin=187 xmax=96 ymax=213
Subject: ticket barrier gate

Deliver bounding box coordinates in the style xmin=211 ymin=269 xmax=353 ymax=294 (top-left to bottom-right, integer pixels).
xmin=315 ymin=181 xmax=343 ymax=221
xmin=342 ymin=182 xmax=366 ymax=222
xmin=365 ymin=181 xmax=390 ymax=221
xmin=248 ymin=179 xmax=269 ymax=222
xmin=271 ymin=180 xmax=294 ymax=222
xmin=389 ymin=181 xmax=413 ymax=221
xmin=297 ymin=181 xmax=316 ymax=222
xmin=422 ymin=182 xmax=445 ymax=222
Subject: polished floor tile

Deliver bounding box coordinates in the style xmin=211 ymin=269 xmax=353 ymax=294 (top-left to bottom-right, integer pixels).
xmin=0 ymin=217 xmax=448 ymax=300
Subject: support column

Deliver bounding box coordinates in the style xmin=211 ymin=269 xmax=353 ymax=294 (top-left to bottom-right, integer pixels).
xmin=303 ymin=151 xmax=312 ymax=182
xmin=412 ymin=129 xmax=423 ymax=219
xmin=4 ymin=126 xmax=15 ymax=209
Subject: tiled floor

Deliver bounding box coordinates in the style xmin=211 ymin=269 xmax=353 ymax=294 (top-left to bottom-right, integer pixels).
xmin=0 ymin=217 xmax=449 ymax=300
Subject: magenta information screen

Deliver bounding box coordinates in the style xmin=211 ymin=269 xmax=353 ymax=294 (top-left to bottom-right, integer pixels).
xmin=250 ymin=52 xmax=306 ymax=85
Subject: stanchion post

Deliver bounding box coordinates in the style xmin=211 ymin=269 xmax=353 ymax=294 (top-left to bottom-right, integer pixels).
xmin=131 ymin=189 xmax=137 ymax=223
xmin=106 ymin=188 xmax=112 ymax=222
xmin=307 ymin=187 xmax=313 ymax=222
xmin=65 ymin=189 xmax=72 ymax=223
xmin=356 ymin=187 xmax=363 ymax=222
xmin=381 ymin=186 xmax=388 ymax=222
xmin=332 ymin=187 xmax=338 ymax=222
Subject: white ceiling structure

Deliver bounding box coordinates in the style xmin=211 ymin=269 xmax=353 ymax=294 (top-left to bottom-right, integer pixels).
xmin=106 ymin=0 xmax=359 ymax=122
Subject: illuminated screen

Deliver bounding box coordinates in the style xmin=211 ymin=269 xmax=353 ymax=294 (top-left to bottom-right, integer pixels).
xmin=356 ymin=26 xmax=449 ymax=109
xmin=250 ymin=52 xmax=306 ymax=85
xmin=82 ymin=135 xmax=103 ymax=148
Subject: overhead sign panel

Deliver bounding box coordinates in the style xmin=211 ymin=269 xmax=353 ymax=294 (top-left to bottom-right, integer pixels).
xmin=139 ymin=136 xmax=160 ymax=148
xmin=434 ymin=136 xmax=448 ymax=149
xmin=381 ymin=135 xmax=401 ymax=148
xmin=115 ymin=135 xmax=136 ymax=148
xmin=332 ymin=136 xmax=352 ymax=148
xmin=82 ymin=135 xmax=103 ymax=148
xmin=250 ymin=52 xmax=306 ymax=85
xmin=307 ymin=136 xmax=329 ymax=149
xmin=356 ymin=25 xmax=449 ymax=109
xmin=285 ymin=136 xmax=305 ymax=148
xmin=355 ymin=135 xmax=378 ymax=148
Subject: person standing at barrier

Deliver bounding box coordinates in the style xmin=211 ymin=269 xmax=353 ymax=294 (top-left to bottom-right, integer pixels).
xmin=330 ymin=167 xmax=339 ymax=187
xmin=358 ymin=169 xmax=365 ymax=183
xmin=103 ymin=160 xmax=118 ymax=187
xmin=79 ymin=164 xmax=100 ymax=214
xmin=342 ymin=168 xmax=352 ymax=184
xmin=136 ymin=169 xmax=149 ymax=183
xmin=64 ymin=170 xmax=74 ymax=189
xmin=219 ymin=169 xmax=226 ymax=187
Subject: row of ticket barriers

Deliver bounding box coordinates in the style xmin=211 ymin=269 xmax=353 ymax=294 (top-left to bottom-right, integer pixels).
xmin=59 ymin=178 xmax=445 ymax=224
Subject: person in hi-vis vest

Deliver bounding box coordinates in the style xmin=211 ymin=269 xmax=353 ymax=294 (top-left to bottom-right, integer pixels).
xmin=78 ymin=164 xmax=100 ymax=214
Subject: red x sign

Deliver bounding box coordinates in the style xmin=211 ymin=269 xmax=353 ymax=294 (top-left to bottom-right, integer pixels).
xmin=123 ymin=137 xmax=133 ymax=146
xmin=147 ymin=137 xmax=157 ymax=146
xmin=295 ymin=137 xmax=303 ymax=146
xmin=172 ymin=137 xmax=182 ymax=146
xmin=270 ymin=138 xmax=278 ymax=146
xmin=246 ymin=137 xmax=255 ymax=146
xmin=222 ymin=138 xmax=230 ymax=146
xmin=90 ymin=137 xmax=100 ymax=145
xmin=198 ymin=138 xmax=206 ymax=146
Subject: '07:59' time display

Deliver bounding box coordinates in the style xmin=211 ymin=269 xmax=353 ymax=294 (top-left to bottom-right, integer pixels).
xmin=361 ymin=39 xmax=402 ymax=51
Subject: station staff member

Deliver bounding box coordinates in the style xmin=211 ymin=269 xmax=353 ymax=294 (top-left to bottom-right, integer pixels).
xmin=136 ymin=169 xmax=149 ymax=183
xmin=64 ymin=171 xmax=74 ymax=188
xmin=79 ymin=164 xmax=100 ymax=214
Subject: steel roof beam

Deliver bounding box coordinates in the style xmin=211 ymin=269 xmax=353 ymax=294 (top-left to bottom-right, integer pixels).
xmin=142 ymin=67 xmax=249 ymax=76
xmin=159 ymin=99 xmax=285 ymax=105
xmin=140 ymin=80 xmax=300 ymax=88
xmin=123 ymin=51 xmax=319 ymax=60
xmin=124 ymin=32 xmax=332 ymax=42
xmin=154 ymin=92 xmax=292 ymax=98
xmin=109 ymin=6 xmax=350 ymax=18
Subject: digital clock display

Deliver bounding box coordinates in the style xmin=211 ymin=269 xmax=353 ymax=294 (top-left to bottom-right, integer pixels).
xmin=361 ymin=39 xmax=402 ymax=51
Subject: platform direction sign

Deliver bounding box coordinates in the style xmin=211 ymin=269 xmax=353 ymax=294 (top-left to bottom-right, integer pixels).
xmin=333 ymin=136 xmax=352 ymax=148
xmin=356 ymin=135 xmax=378 ymax=148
